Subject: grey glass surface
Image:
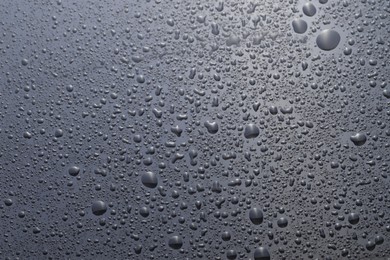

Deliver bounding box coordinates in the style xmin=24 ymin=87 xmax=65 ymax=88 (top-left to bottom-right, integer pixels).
xmin=0 ymin=0 xmax=390 ymax=259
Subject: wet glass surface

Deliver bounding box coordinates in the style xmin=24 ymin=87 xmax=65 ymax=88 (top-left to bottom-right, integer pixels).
xmin=1 ymin=0 xmax=390 ymax=259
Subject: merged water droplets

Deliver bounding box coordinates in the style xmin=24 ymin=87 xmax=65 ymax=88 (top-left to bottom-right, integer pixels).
xmin=204 ymin=121 xmax=219 ymax=134
xmin=350 ymin=133 xmax=367 ymax=146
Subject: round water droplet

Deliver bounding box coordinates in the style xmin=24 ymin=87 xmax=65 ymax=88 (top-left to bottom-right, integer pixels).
xmin=302 ymin=2 xmax=316 ymax=16
xmin=4 ymin=198 xmax=13 ymax=206
xmin=292 ymin=19 xmax=307 ymax=34
xmin=21 ymin=59 xmax=29 ymax=66
xmin=136 ymin=75 xmax=145 ymax=83
xmin=316 ymin=29 xmax=341 ymax=51
xmin=141 ymin=171 xmax=158 ymax=188
xmin=366 ymin=240 xmax=375 ymax=251
xmin=226 ymin=250 xmax=237 ymax=259
xmin=139 ymin=206 xmax=150 ymax=217
xmin=277 ymin=217 xmax=288 ymax=228
xmin=249 ymin=207 xmax=263 ymax=225
xmin=348 ymin=212 xmax=360 ymax=225
xmin=375 ymin=235 xmax=384 ymax=245
xmin=269 ymin=106 xmax=278 ymax=115
xmin=383 ymin=89 xmax=390 ymax=98
xmin=18 ymin=211 xmax=25 ymax=218
xmin=254 ymin=247 xmax=270 ymax=260
xmin=222 ymin=231 xmax=231 ymax=241
xmin=244 ymin=124 xmax=260 ymax=139
xmin=91 ymin=200 xmax=107 ymax=216
xmin=168 ymin=235 xmax=183 ymax=249
xmin=68 ymin=166 xmax=80 ymax=176
xmin=66 ymin=85 xmax=74 ymax=92
xmin=54 ymin=128 xmax=64 ymax=137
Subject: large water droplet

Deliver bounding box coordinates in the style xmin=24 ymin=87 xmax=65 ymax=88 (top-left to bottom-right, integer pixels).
xmin=254 ymin=247 xmax=270 ymax=260
xmin=249 ymin=207 xmax=263 ymax=225
xmin=141 ymin=171 xmax=158 ymax=188
xmin=348 ymin=213 xmax=360 ymax=225
xmin=91 ymin=200 xmax=107 ymax=216
xmin=277 ymin=217 xmax=288 ymax=228
xmin=350 ymin=133 xmax=367 ymax=146
xmin=292 ymin=19 xmax=308 ymax=34
xmin=302 ymin=2 xmax=317 ymax=16
xmin=168 ymin=235 xmax=183 ymax=249
xmin=68 ymin=166 xmax=80 ymax=176
xmin=244 ymin=124 xmax=260 ymax=139
xmin=316 ymin=29 xmax=341 ymax=51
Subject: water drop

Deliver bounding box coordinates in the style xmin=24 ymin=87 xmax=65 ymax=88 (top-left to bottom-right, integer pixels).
xmin=249 ymin=207 xmax=263 ymax=225
xmin=292 ymin=19 xmax=308 ymax=34
xmin=168 ymin=235 xmax=183 ymax=249
xmin=302 ymin=2 xmax=316 ymax=17
xmin=254 ymin=247 xmax=270 ymax=260
xmin=91 ymin=200 xmax=107 ymax=216
xmin=244 ymin=124 xmax=260 ymax=139
xmin=316 ymin=29 xmax=341 ymax=51
xmin=68 ymin=166 xmax=80 ymax=176
xmin=348 ymin=213 xmax=359 ymax=225
xmin=141 ymin=171 xmax=158 ymax=188
xmin=350 ymin=133 xmax=367 ymax=146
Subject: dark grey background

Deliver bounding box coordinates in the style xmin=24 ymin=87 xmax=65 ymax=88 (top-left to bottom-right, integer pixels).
xmin=0 ymin=0 xmax=389 ymax=259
